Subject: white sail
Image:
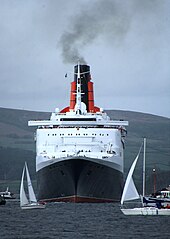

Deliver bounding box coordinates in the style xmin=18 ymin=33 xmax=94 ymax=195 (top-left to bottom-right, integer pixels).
xmin=121 ymin=152 xmax=140 ymax=205
xmin=20 ymin=165 xmax=29 ymax=207
xmin=25 ymin=163 xmax=37 ymax=203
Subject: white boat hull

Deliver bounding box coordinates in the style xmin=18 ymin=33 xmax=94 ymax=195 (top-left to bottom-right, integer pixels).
xmin=121 ymin=207 xmax=170 ymax=216
xmin=21 ymin=203 xmax=46 ymax=210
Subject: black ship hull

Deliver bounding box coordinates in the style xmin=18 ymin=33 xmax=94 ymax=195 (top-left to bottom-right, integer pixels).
xmin=37 ymin=158 xmax=123 ymax=203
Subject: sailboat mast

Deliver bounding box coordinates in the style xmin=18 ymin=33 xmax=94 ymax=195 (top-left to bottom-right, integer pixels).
xmin=25 ymin=162 xmax=37 ymax=203
xmin=142 ymin=138 xmax=146 ymax=197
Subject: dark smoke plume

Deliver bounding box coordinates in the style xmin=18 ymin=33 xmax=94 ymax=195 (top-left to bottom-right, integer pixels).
xmin=59 ymin=0 xmax=162 ymax=64
xmin=59 ymin=0 xmax=130 ymax=64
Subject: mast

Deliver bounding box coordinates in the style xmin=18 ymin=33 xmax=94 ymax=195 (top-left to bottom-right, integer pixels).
xmin=25 ymin=162 xmax=37 ymax=203
xmin=142 ymin=138 xmax=146 ymax=197
xmin=75 ymin=62 xmax=82 ymax=115
xmin=20 ymin=165 xmax=29 ymax=207
xmin=153 ymin=168 xmax=156 ymax=195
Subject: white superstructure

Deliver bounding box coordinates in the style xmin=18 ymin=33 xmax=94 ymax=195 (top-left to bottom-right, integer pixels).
xmin=29 ymin=110 xmax=128 ymax=172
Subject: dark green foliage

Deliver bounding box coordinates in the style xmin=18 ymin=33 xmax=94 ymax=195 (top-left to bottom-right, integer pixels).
xmin=0 ymin=146 xmax=36 ymax=180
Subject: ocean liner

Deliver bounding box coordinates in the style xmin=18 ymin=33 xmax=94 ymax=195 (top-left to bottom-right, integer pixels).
xmin=28 ymin=63 xmax=128 ymax=203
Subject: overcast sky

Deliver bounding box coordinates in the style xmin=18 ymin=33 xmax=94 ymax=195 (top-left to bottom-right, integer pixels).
xmin=0 ymin=0 xmax=170 ymax=118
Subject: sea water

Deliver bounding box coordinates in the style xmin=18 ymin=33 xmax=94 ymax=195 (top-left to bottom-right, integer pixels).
xmin=0 ymin=201 xmax=169 ymax=239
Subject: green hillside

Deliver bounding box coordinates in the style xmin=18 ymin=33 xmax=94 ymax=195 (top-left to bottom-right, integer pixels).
xmin=0 ymin=107 xmax=169 ymax=194
xmin=0 ymin=107 xmax=50 ymax=151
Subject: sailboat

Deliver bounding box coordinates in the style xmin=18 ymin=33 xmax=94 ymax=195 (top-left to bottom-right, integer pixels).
xmin=120 ymin=138 xmax=170 ymax=216
xmin=20 ymin=162 xmax=46 ymax=209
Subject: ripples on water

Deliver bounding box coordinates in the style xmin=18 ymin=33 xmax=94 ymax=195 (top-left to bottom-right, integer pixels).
xmin=0 ymin=201 xmax=169 ymax=239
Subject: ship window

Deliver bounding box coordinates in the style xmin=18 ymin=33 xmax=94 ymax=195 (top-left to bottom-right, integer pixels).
xmin=107 ymin=134 xmax=109 ymax=136
xmin=48 ymin=134 xmax=49 ymax=136
xmin=60 ymin=118 xmax=96 ymax=121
